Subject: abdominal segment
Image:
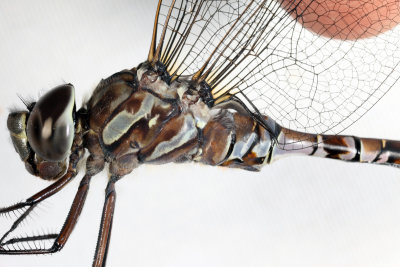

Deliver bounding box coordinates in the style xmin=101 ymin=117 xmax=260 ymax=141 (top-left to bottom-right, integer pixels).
xmin=271 ymin=129 xmax=400 ymax=167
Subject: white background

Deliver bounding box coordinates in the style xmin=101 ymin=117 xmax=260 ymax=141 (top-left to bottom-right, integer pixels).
xmin=1 ymin=1 xmax=400 ymax=267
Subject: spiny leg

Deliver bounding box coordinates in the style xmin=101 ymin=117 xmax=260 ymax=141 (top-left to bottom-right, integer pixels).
xmin=0 ymin=155 xmax=104 ymax=254
xmin=0 ymin=171 xmax=75 ymax=214
xmin=0 ymin=173 xmax=91 ymax=254
xmin=92 ymin=175 xmax=119 ymax=267
xmin=0 ymin=159 xmax=81 ymax=251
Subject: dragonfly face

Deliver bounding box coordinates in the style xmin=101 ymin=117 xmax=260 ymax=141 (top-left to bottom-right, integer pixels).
xmin=1 ymin=1 xmax=400 ymax=267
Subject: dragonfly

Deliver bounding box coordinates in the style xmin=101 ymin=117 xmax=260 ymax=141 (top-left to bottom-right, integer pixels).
xmin=1 ymin=0 xmax=400 ymax=267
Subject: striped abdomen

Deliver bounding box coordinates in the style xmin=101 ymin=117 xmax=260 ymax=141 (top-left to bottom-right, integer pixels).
xmin=272 ymin=130 xmax=400 ymax=167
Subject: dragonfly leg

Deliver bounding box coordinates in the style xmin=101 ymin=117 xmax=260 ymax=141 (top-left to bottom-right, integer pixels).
xmin=0 ymin=170 xmax=75 ymax=215
xmin=92 ymin=152 xmax=138 ymax=267
xmin=0 ymin=173 xmax=90 ymax=254
xmin=0 ymin=158 xmax=82 ymax=251
xmin=92 ymin=175 xmax=119 ymax=267
xmin=0 ymin=154 xmax=105 ymax=254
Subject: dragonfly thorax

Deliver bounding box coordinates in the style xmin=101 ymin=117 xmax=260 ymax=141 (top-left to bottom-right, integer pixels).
xmin=86 ymin=63 xmax=203 ymax=173
xmin=84 ymin=61 xmax=275 ymax=174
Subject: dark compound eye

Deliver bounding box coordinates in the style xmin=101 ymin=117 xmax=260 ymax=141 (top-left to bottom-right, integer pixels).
xmin=26 ymin=84 xmax=76 ymax=161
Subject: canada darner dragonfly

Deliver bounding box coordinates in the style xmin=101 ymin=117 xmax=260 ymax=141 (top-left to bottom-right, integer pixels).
xmin=1 ymin=0 xmax=400 ymax=266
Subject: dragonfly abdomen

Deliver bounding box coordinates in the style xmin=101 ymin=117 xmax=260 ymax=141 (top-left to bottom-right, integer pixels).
xmin=271 ymin=130 xmax=400 ymax=167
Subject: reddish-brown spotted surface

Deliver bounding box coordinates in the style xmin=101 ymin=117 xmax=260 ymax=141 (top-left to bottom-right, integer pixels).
xmin=283 ymin=0 xmax=400 ymax=39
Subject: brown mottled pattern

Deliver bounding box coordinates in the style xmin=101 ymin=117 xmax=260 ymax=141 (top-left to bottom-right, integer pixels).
xmin=200 ymin=108 xmax=271 ymax=171
xmin=201 ymin=118 xmax=233 ymax=166
xmin=359 ymin=138 xmax=382 ymax=163
xmin=109 ymin=94 xmax=177 ymax=158
xmin=233 ymin=113 xmax=256 ymax=139
xmin=322 ymin=135 xmax=357 ymax=160
xmin=139 ymin=115 xmax=185 ymax=161
xmin=88 ymin=71 xmax=136 ymax=132
xmin=371 ymin=139 xmax=400 ymax=165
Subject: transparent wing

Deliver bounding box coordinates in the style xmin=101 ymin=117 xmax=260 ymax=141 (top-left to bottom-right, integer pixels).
xmin=154 ymin=0 xmax=400 ymax=136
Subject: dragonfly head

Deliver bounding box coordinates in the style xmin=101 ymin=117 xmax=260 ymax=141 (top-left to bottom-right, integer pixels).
xmin=7 ymin=84 xmax=76 ymax=180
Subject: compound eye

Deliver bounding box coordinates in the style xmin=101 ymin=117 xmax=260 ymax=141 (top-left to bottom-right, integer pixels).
xmin=27 ymin=84 xmax=76 ymax=161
